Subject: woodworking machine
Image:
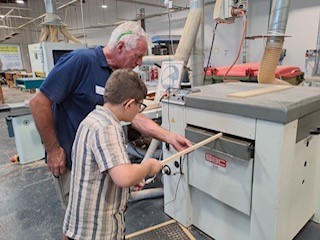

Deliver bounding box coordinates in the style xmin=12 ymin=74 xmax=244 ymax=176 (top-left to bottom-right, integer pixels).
xmin=1 ymin=102 xmax=45 ymax=164
xmin=162 ymin=82 xmax=320 ymax=240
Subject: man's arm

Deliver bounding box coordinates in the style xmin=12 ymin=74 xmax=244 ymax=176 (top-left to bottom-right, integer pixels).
xmin=108 ymin=158 xmax=162 ymax=188
xmin=29 ymin=91 xmax=66 ymax=176
xmin=131 ymin=113 xmax=192 ymax=151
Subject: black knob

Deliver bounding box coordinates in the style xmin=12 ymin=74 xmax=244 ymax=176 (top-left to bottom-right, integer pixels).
xmin=162 ymin=165 xmax=171 ymax=175
xmin=310 ymin=129 xmax=320 ymax=135
xmin=174 ymin=161 xmax=180 ymax=168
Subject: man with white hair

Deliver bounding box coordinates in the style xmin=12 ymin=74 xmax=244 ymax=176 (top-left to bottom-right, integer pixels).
xmin=29 ymin=21 xmax=191 ymax=211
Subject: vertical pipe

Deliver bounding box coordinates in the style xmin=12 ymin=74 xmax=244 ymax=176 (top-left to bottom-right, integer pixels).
xmin=268 ymin=0 xmax=290 ymax=35
xmin=44 ymin=0 xmax=58 ymax=14
xmin=189 ymin=0 xmax=204 ymax=87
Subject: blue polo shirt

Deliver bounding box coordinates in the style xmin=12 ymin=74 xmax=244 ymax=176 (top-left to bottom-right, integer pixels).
xmin=40 ymin=46 xmax=112 ymax=169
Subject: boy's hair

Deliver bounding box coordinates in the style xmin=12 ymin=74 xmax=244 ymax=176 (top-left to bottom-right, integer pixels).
xmin=103 ymin=69 xmax=147 ymax=104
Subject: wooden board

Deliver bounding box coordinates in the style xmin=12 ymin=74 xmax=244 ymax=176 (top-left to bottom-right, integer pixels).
xmin=227 ymin=85 xmax=293 ymax=98
xmin=161 ymin=133 xmax=223 ymax=166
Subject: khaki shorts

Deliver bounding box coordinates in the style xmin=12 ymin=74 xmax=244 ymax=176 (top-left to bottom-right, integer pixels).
xmin=52 ymin=168 xmax=71 ymax=210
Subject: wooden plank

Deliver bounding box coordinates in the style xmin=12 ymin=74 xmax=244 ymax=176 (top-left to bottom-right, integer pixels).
xmin=161 ymin=132 xmax=223 ymax=166
xmin=227 ymin=85 xmax=293 ymax=98
xmin=179 ymin=224 xmax=196 ymax=240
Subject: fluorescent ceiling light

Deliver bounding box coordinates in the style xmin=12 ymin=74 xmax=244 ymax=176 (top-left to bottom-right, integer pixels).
xmin=16 ymin=0 xmax=24 ymax=4
xmin=102 ymin=0 xmax=107 ymax=8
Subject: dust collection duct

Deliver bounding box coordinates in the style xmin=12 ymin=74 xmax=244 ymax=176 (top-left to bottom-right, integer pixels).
xmin=132 ymin=1 xmax=204 ymax=201
xmin=258 ymin=0 xmax=291 ymax=84
xmin=142 ymin=4 xmax=203 ymax=64
xmin=142 ymin=0 xmax=204 ymax=87
xmin=40 ymin=0 xmax=81 ymax=43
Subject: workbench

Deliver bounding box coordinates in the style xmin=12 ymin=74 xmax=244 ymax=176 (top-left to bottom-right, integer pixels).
xmin=15 ymin=77 xmax=45 ymax=90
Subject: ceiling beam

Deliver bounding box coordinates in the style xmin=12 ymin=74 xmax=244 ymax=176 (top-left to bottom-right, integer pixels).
xmin=0 ymin=6 xmax=30 ymax=11
xmin=1 ymin=15 xmax=34 ymax=20
xmin=116 ymin=0 xmax=187 ymax=10
xmin=17 ymin=0 xmax=79 ymax=29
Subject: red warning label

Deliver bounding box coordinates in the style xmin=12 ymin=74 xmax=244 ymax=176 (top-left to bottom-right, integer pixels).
xmin=205 ymin=153 xmax=227 ymax=171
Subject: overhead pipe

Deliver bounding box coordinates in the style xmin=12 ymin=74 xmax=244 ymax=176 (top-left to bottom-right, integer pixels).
xmin=258 ymin=0 xmax=291 ymax=85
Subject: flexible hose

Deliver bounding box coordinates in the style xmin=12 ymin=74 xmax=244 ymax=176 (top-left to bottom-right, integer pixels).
xmin=129 ymin=188 xmax=164 ymax=202
xmin=49 ymin=25 xmax=58 ymax=42
xmin=258 ymin=40 xmax=290 ymax=85
xmin=174 ymin=9 xmax=202 ymax=63
xmin=258 ymin=0 xmax=292 ymax=85
xmin=141 ymin=138 xmax=161 ymax=163
xmin=39 ymin=25 xmax=50 ymax=42
xmin=128 ymin=138 xmax=163 ymax=201
xmin=60 ymin=26 xmax=81 ymax=44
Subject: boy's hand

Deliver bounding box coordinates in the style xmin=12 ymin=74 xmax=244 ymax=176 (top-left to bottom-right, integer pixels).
xmin=144 ymin=158 xmax=162 ymax=176
xmin=132 ymin=179 xmax=146 ymax=191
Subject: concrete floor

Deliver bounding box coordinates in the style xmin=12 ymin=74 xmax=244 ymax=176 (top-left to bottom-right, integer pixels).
xmin=0 ymin=85 xmax=320 ymax=240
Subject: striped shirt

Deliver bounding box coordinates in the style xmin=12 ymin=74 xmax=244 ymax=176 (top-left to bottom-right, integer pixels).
xmin=63 ymin=105 xmax=130 ymax=240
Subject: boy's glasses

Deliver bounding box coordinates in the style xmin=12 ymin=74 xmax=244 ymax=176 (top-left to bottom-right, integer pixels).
xmin=135 ymin=100 xmax=147 ymax=112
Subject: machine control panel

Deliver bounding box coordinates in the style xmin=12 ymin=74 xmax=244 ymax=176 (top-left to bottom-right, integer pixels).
xmin=164 ymin=88 xmax=200 ymax=105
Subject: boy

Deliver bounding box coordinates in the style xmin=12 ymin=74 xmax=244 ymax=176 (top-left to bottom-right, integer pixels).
xmin=63 ymin=69 xmax=162 ymax=240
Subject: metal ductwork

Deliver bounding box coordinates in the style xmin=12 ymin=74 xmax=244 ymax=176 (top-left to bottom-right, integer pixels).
xmin=258 ymin=0 xmax=291 ymax=85
xmin=42 ymin=0 xmax=63 ymax=26
xmin=39 ymin=0 xmax=81 ymax=43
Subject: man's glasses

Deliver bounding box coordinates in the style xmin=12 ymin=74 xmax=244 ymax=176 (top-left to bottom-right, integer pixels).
xmin=135 ymin=100 xmax=147 ymax=113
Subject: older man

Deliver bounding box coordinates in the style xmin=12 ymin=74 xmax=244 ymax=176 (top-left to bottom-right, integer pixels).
xmin=29 ymin=21 xmax=191 ymax=211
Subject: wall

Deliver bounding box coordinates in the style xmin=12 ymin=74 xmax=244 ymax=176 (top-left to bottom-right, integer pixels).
xmin=1 ymin=0 xmax=319 ymax=74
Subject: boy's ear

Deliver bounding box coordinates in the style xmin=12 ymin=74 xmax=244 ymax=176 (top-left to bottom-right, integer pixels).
xmin=123 ymin=99 xmax=135 ymax=110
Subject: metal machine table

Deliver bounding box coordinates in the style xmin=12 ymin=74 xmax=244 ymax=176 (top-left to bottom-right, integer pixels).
xmin=162 ymin=82 xmax=320 ymax=240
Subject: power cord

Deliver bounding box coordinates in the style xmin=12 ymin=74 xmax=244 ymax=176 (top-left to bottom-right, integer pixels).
xmin=204 ymin=22 xmax=219 ymax=84
xmin=164 ymin=156 xmax=185 ymax=206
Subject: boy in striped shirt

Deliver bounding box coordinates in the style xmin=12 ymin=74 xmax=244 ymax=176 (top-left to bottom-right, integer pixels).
xmin=63 ymin=69 xmax=162 ymax=240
